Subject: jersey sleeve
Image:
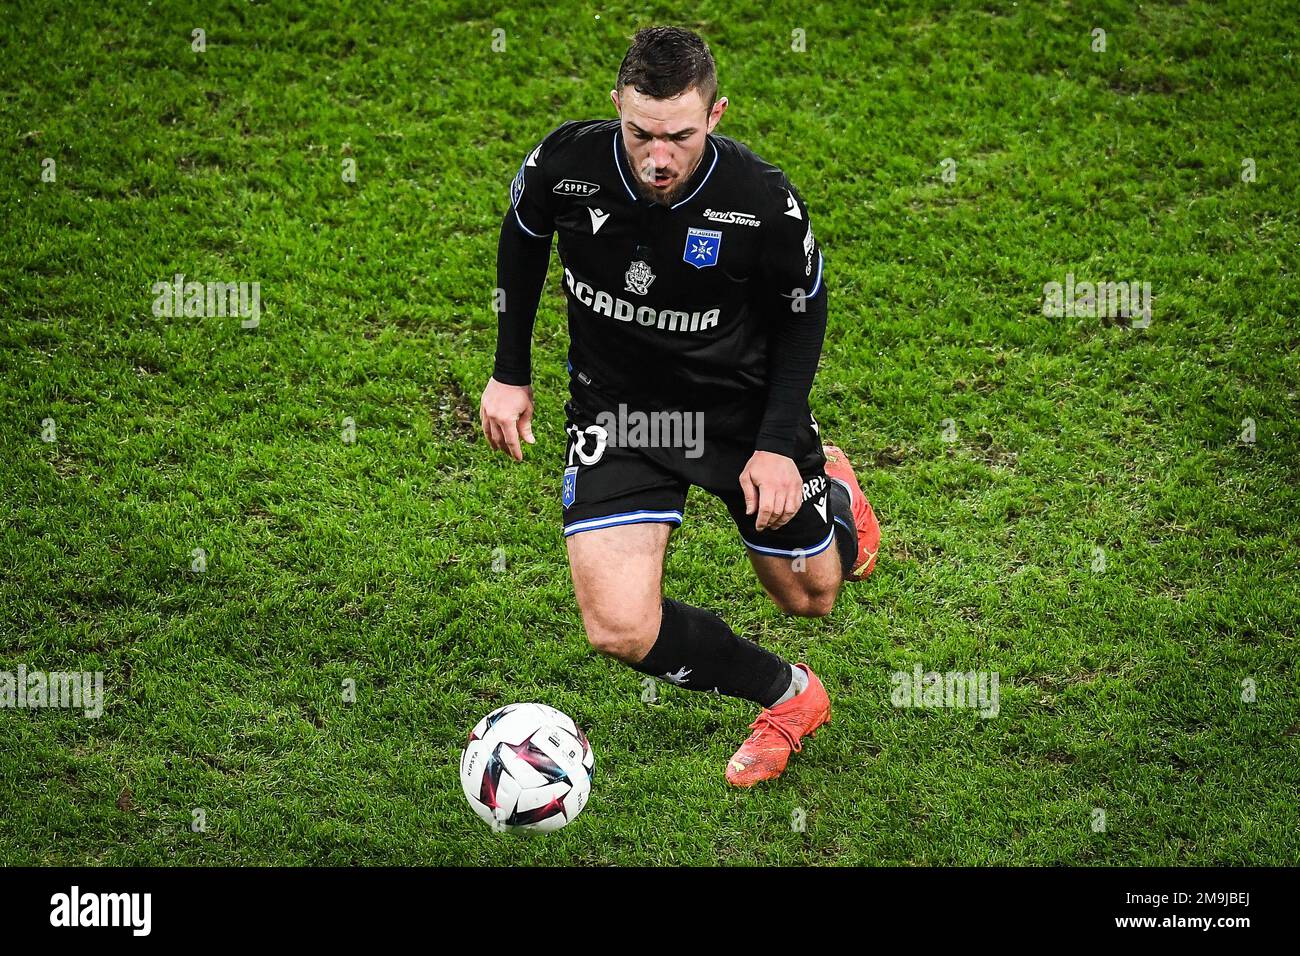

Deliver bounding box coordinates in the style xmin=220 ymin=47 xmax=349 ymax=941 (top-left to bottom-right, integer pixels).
xmin=757 ymin=175 xmax=824 ymax=307
xmin=753 ymin=171 xmax=828 ymax=458
xmin=506 ymin=124 xmax=572 ymax=238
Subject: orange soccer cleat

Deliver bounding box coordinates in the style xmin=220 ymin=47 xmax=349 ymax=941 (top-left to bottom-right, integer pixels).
xmin=821 ymin=444 xmax=881 ymax=580
xmin=726 ymin=664 xmax=831 ymax=788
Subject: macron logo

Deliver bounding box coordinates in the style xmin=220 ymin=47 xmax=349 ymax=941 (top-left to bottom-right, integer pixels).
xmin=50 ymin=886 xmax=151 ymax=937
xmin=588 ymin=207 xmax=610 ymax=234
xmin=783 ymin=189 xmax=802 ymax=219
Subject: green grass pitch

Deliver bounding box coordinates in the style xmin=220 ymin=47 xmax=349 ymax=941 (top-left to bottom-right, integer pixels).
xmin=1 ymin=0 xmax=1297 ymax=865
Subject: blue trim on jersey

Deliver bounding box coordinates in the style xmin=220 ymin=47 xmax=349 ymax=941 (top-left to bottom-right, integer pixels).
xmin=807 ymin=250 xmax=824 ymax=298
xmin=613 ymin=130 xmax=639 ymax=201
xmin=833 ymin=515 xmax=854 ymax=537
xmin=741 ymin=526 xmax=835 ymax=558
xmin=512 ymin=206 xmax=552 ymax=239
xmin=563 ymin=509 xmax=684 ymax=537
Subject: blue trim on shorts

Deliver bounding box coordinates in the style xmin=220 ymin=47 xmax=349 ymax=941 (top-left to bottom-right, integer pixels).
xmin=563 ymin=509 xmax=684 ymax=537
xmin=740 ymin=525 xmax=836 ymax=558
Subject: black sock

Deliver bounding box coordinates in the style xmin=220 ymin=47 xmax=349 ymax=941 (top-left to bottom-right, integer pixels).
xmin=827 ymin=479 xmax=857 ymax=579
xmin=631 ymin=598 xmax=792 ymax=707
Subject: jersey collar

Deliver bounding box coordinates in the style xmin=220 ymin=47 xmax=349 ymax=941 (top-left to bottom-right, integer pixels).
xmin=613 ymin=128 xmax=719 ymax=211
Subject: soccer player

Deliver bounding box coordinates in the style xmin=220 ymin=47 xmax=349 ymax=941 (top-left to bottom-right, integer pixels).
xmin=480 ymin=26 xmax=881 ymax=786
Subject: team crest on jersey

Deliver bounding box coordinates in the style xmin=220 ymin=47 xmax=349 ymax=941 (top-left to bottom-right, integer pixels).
xmin=625 ymin=259 xmax=656 ymax=295
xmin=683 ymin=228 xmax=722 ymax=269
xmin=563 ymin=465 xmax=578 ymax=508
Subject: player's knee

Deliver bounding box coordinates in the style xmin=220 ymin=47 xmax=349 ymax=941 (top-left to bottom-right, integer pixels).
xmin=580 ymin=603 xmax=659 ymax=662
xmin=773 ymin=585 xmax=837 ymax=618
xmin=804 ymin=590 xmax=838 ymax=618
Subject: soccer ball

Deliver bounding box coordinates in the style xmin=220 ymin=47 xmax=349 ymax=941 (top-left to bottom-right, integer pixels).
xmin=460 ymin=703 xmax=594 ymax=833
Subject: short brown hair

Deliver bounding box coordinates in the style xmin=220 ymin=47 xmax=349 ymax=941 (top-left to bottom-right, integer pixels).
xmin=616 ymin=26 xmax=717 ymax=110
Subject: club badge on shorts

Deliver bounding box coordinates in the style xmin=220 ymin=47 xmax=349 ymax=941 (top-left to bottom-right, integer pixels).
xmin=562 ymin=465 xmax=578 ymax=508
xmin=683 ymin=227 xmax=722 ymax=269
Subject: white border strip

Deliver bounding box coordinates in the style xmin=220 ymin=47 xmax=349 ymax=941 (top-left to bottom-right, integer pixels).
xmin=564 ymin=509 xmax=684 ymax=537
xmin=741 ymin=525 xmax=836 ymax=558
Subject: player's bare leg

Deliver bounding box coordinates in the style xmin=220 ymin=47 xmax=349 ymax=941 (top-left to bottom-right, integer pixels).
xmin=566 ymin=522 xmax=672 ymax=663
xmin=567 ymin=517 xmax=828 ymax=788
xmin=746 ymin=547 xmax=842 ymax=618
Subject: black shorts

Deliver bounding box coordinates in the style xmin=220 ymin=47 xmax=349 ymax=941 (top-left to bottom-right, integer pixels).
xmin=560 ymin=396 xmax=834 ymax=559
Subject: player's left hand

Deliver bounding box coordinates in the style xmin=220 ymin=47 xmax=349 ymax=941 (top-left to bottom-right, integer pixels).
xmin=740 ymin=450 xmax=803 ymax=532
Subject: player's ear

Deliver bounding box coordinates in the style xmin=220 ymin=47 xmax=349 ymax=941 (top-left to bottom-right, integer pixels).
xmin=708 ymin=95 xmax=728 ymax=131
xmin=610 ymin=89 xmax=620 ymax=114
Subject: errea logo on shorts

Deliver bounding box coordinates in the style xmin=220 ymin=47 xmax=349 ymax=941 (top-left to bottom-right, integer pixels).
xmin=800 ymin=474 xmax=826 ymax=502
xmin=50 ymin=886 xmax=152 ymax=936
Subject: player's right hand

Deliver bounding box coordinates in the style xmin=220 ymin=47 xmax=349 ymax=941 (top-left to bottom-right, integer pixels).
xmin=479 ymin=376 xmax=536 ymax=461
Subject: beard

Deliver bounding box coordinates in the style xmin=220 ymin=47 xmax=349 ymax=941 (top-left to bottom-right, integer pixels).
xmin=624 ymin=150 xmax=701 ymax=207
xmin=632 ymin=177 xmax=680 ymax=206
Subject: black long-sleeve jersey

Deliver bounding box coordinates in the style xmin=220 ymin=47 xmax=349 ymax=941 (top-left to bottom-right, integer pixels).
xmin=493 ymin=119 xmax=827 ymax=459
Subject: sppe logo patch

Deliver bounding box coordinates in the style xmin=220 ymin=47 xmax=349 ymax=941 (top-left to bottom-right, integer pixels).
xmin=683 ymin=227 xmax=722 ymax=269
xmin=554 ymin=179 xmax=600 ymax=197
